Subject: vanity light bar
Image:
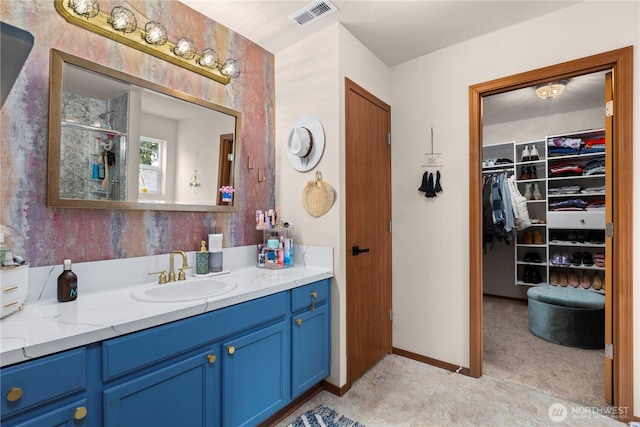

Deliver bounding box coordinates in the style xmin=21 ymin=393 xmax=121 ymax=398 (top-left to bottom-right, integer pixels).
xmin=54 ymin=0 xmax=233 ymax=85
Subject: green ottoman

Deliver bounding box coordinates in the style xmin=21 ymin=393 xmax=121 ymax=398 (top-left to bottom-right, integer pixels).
xmin=527 ymin=285 xmax=605 ymax=349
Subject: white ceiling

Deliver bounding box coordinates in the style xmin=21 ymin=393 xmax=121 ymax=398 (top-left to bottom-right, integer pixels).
xmin=180 ymin=0 xmax=580 ymax=67
xmin=180 ymin=0 xmax=604 ymax=123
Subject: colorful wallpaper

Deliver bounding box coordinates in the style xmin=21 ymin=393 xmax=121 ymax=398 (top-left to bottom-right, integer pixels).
xmin=0 ymin=1 xmax=275 ymax=267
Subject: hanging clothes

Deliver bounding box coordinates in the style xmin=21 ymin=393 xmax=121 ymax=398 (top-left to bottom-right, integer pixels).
xmin=482 ymin=171 xmax=517 ymax=251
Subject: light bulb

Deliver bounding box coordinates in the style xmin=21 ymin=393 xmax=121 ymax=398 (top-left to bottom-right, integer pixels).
xmin=220 ymin=58 xmax=242 ymax=78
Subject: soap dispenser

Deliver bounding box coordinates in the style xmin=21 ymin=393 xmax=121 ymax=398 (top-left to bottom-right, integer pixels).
xmin=196 ymin=240 xmax=209 ymax=275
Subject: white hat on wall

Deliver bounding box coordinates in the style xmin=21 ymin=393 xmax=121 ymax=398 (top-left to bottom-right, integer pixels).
xmin=286 ymin=115 xmax=325 ymax=172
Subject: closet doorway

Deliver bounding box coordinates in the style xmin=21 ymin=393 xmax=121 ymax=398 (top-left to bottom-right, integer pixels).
xmin=481 ymin=69 xmax=610 ymax=407
xmin=468 ymin=47 xmax=633 ymax=421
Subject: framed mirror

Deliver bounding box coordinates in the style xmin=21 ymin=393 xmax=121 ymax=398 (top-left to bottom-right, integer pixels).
xmin=47 ymin=49 xmax=241 ymax=212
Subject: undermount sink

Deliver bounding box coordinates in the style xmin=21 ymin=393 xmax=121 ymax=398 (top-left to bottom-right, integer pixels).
xmin=131 ymin=278 xmax=237 ymax=302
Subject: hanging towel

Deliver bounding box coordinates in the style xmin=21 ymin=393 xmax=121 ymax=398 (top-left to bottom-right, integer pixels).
xmin=434 ymin=170 xmax=442 ymax=193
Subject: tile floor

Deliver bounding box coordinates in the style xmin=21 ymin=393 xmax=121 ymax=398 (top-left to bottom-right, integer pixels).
xmin=275 ymin=354 xmax=625 ymax=426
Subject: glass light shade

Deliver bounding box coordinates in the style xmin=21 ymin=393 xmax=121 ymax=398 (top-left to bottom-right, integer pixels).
xmin=110 ymin=6 xmax=137 ymax=33
xmin=190 ymin=171 xmax=200 ymax=192
xmin=174 ymin=37 xmax=197 ymax=60
xmin=69 ymin=0 xmax=99 ymax=18
xmin=220 ymin=58 xmax=242 ymax=78
xmin=144 ymin=21 xmax=167 ymax=46
xmin=198 ymin=48 xmax=219 ymax=69
xmin=535 ymin=81 xmax=567 ymax=99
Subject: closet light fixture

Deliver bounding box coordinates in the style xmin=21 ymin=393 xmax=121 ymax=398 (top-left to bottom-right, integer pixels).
xmin=54 ymin=0 xmax=242 ymax=85
xmin=534 ymin=80 xmax=568 ymax=99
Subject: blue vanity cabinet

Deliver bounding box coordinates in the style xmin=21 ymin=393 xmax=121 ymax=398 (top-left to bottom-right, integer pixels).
xmin=103 ymin=348 xmax=219 ymax=427
xmin=0 ymin=347 xmax=95 ymax=427
xmin=290 ymin=279 xmax=331 ymax=398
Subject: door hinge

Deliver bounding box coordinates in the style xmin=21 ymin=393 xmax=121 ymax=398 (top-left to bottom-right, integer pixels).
xmin=605 ymin=222 xmax=614 ymax=238
xmin=605 ymin=100 xmax=613 ymax=117
xmin=605 ymin=343 xmax=613 ymax=359
xmin=387 ymin=133 xmax=391 ymax=145
xmin=389 ymin=220 xmax=392 ymax=233
xmin=389 ymin=309 xmax=393 ymax=321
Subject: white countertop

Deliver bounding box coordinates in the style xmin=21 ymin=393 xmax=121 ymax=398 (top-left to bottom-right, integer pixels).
xmin=0 ymin=245 xmax=333 ymax=367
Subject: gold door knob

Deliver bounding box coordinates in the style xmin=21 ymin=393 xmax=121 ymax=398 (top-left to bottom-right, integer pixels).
xmin=74 ymin=406 xmax=87 ymax=420
xmin=227 ymin=346 xmax=236 ymax=355
xmin=6 ymin=387 xmax=23 ymax=402
xmin=207 ymin=354 xmax=217 ymax=364
xmin=295 ymin=318 xmax=303 ymax=326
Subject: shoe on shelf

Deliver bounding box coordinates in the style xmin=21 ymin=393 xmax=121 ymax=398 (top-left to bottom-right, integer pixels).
xmin=532 ymin=267 xmax=542 ymax=284
xmin=533 ymin=183 xmax=542 ymax=200
xmin=550 ymin=270 xmax=559 ymax=285
xmin=568 ymin=271 xmax=579 ymax=288
xmin=593 ymin=253 xmax=605 ymax=267
xmin=570 ymin=252 xmax=582 ymax=266
xmin=524 ymin=184 xmax=533 ymax=200
xmin=529 ymin=166 xmax=538 ymax=180
xmin=522 ymin=231 xmax=534 ymax=244
xmin=520 ymin=145 xmax=530 ymax=162
xmin=558 ymin=271 xmax=569 ymax=287
xmin=567 ymin=230 xmax=578 ymax=242
xmin=530 ymin=145 xmax=540 ymax=161
xmin=575 ymin=230 xmax=587 ymax=243
xmin=582 ymin=252 xmax=594 ymax=266
xmin=580 ymin=271 xmax=592 ymax=289
xmin=532 ymin=231 xmax=543 ymax=245
xmin=520 ymin=167 xmax=530 ymax=180
xmin=592 ymin=272 xmax=604 ymax=290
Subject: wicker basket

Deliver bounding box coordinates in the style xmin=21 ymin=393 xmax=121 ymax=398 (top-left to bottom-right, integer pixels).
xmin=302 ymin=171 xmax=334 ymax=217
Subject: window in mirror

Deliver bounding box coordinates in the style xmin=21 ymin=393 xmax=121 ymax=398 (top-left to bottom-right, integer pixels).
xmin=139 ymin=137 xmax=164 ymax=195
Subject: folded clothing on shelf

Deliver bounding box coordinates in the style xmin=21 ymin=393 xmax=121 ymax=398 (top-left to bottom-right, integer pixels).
xmin=580 ymin=137 xmax=606 ymax=154
xmin=583 ymin=158 xmax=605 ymax=176
xmin=549 ymin=198 xmax=589 ymax=210
xmin=587 ymin=199 xmax=605 ymax=210
xmin=581 ymin=185 xmax=606 ymax=194
xmin=549 ymin=162 xmax=583 ymax=177
xmin=548 ymin=185 xmax=581 ymax=195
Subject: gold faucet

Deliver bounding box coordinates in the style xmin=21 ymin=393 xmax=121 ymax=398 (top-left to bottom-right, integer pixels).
xmin=169 ymin=251 xmax=190 ymax=282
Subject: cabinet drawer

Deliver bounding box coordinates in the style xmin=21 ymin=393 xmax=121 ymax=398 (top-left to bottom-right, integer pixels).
xmin=291 ymin=279 xmax=330 ymax=313
xmin=1 ymin=348 xmax=86 ymax=418
xmin=1 ymin=266 xmax=29 ymax=319
xmin=547 ymin=211 xmax=605 ymax=229
xmin=103 ymin=291 xmax=288 ymax=381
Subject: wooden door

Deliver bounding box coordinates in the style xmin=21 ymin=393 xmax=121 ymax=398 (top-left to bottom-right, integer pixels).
xmin=604 ymin=71 xmax=613 ymax=404
xmin=345 ymin=78 xmax=392 ymax=384
xmin=217 ymin=133 xmax=234 ymax=205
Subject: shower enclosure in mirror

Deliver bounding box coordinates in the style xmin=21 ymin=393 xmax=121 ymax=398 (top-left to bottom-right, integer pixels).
xmin=48 ymin=49 xmax=241 ymax=212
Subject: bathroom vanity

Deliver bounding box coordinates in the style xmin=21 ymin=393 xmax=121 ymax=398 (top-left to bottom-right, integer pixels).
xmin=0 ymin=247 xmax=332 ymax=427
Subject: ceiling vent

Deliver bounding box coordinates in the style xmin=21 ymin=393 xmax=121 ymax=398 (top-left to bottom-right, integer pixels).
xmin=288 ymin=1 xmax=338 ymax=28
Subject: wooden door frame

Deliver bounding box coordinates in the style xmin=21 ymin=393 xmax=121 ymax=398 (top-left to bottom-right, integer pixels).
xmin=216 ymin=133 xmax=234 ymax=205
xmin=468 ymin=47 xmax=633 ymax=420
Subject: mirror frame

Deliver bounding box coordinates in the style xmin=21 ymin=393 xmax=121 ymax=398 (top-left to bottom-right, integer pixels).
xmin=47 ymin=49 xmax=241 ymax=212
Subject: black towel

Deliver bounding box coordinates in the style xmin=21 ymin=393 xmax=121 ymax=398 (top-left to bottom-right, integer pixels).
xmin=425 ymin=172 xmax=436 ymax=198
xmin=435 ymin=170 xmax=442 ymax=193
xmin=418 ymin=171 xmax=429 ymax=192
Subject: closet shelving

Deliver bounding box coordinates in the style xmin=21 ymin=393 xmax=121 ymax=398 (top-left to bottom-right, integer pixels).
xmin=484 ymin=129 xmax=607 ymax=293
xmin=514 ymin=139 xmax=548 ymax=286
xmin=546 ymin=128 xmax=606 ymax=294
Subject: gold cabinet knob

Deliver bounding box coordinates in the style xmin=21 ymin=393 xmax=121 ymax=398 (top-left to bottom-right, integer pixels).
xmin=74 ymin=406 xmax=88 ymax=420
xmin=310 ymin=291 xmax=318 ymax=298
xmin=295 ymin=318 xmax=303 ymax=326
xmin=207 ymin=354 xmax=217 ymax=364
xmin=6 ymin=387 xmax=23 ymax=402
xmin=227 ymin=346 xmax=236 ymax=355
xmin=310 ymin=291 xmax=318 ymax=310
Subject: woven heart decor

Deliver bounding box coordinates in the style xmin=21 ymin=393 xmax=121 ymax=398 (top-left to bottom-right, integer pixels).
xmin=302 ymin=171 xmax=335 ymax=217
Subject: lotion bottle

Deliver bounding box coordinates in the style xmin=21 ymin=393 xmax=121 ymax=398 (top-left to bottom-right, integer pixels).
xmin=57 ymin=259 xmax=78 ymax=302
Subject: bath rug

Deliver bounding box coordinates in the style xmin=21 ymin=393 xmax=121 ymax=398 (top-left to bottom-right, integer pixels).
xmin=288 ymin=404 xmax=365 ymax=427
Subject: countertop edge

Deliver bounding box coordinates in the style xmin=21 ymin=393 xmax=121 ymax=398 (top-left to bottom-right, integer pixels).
xmin=1 ymin=267 xmax=333 ymax=368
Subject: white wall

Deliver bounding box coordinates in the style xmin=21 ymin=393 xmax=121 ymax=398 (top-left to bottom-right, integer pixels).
xmin=390 ymin=0 xmax=639 ymax=414
xmin=140 ymin=113 xmax=178 ymax=202
xmin=276 ymin=23 xmax=391 ymax=387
